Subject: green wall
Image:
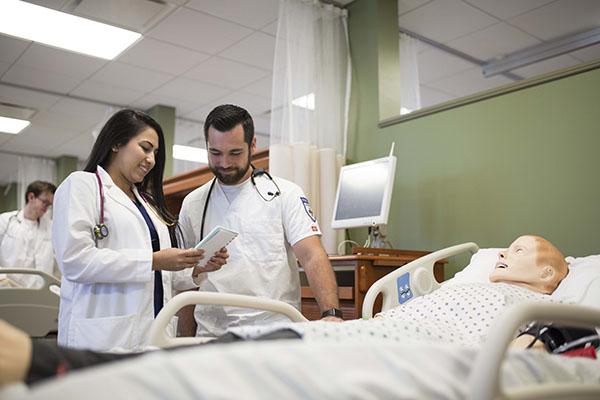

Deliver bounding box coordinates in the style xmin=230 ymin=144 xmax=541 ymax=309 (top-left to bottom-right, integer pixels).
xmin=347 ymin=0 xmax=600 ymax=277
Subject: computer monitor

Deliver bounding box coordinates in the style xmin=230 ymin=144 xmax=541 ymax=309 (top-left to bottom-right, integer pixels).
xmin=331 ymin=155 xmax=397 ymax=229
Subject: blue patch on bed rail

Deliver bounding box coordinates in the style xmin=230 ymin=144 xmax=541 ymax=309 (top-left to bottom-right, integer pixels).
xmin=396 ymin=273 xmax=413 ymax=304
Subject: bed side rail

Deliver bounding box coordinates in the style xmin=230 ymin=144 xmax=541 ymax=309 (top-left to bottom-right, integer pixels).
xmin=149 ymin=291 xmax=309 ymax=348
xmin=362 ymin=242 xmax=479 ymax=319
xmin=468 ymin=302 xmax=600 ymax=400
xmin=0 ymin=269 xmax=60 ymax=337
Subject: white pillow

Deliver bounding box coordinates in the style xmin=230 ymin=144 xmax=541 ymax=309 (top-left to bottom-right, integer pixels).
xmin=553 ymin=255 xmax=600 ymax=307
xmin=449 ymin=248 xmax=502 ymax=285
xmin=450 ymin=249 xmax=600 ymax=308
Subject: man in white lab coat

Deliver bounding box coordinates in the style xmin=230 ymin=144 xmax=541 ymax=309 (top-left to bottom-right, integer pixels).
xmin=0 ymin=180 xmax=58 ymax=288
xmin=179 ymin=104 xmax=342 ymax=337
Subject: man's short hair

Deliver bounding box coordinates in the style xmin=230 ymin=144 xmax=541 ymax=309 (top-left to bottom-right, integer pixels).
xmin=25 ymin=181 xmax=56 ymax=204
xmin=203 ymin=104 xmax=254 ymax=146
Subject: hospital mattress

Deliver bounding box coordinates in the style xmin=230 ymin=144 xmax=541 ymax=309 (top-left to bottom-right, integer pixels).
xmin=9 ymin=339 xmax=600 ymax=400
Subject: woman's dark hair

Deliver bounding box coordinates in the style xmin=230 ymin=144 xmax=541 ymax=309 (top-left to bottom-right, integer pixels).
xmin=84 ymin=109 xmax=179 ymax=245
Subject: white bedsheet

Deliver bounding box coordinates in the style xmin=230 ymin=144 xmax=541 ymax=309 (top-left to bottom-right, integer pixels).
xmin=10 ymin=340 xmax=600 ymax=400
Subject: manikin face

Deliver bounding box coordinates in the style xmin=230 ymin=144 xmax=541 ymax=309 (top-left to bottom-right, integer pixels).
xmin=25 ymin=191 xmax=54 ymax=220
xmin=207 ymin=123 xmax=256 ymax=185
xmin=109 ymin=127 xmax=158 ymax=186
xmin=489 ymin=235 xmax=567 ymax=294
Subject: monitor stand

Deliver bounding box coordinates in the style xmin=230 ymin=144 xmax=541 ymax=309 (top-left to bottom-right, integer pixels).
xmin=364 ymin=225 xmax=392 ymax=249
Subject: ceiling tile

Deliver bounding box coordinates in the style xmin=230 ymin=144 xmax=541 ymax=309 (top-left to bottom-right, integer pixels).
xmin=182 ymin=104 xmax=216 ymax=122
xmin=5 ymin=123 xmax=81 ymax=150
xmin=183 ymin=57 xmax=269 ymax=90
xmin=130 ymin=93 xmax=199 ymax=115
xmin=427 ymin=66 xmax=513 ymax=97
xmin=49 ymin=98 xmax=113 ymax=120
xmin=570 ymin=42 xmax=600 ymax=62
xmin=261 ymin=21 xmax=278 ymax=36
xmin=0 ymin=35 xmax=29 ymax=64
xmin=17 ymin=44 xmax=106 ymax=80
xmin=219 ymin=32 xmax=276 ymax=70
xmin=463 ymin=0 xmax=555 ymax=20
xmin=448 ymin=22 xmax=541 ymax=61
xmin=71 ymin=80 xmax=145 ymax=105
xmin=73 ymin=0 xmax=167 ymax=32
xmin=509 ymin=0 xmax=600 ymax=41
xmin=89 ymin=62 xmax=173 ymax=92
xmin=0 ymin=61 xmax=11 ymax=76
xmin=241 ymin=75 xmax=273 ymax=98
xmin=0 ymin=84 xmax=60 ymax=110
xmin=186 ymin=0 xmax=279 ymax=30
xmin=46 ymin=132 xmax=96 ymax=160
xmin=214 ymin=91 xmax=272 ymax=117
xmin=31 ymin=110 xmax=97 ymax=132
xmin=418 ymin=47 xmax=473 ymax=84
xmin=118 ymin=38 xmax=210 ymax=75
xmin=397 ymin=0 xmax=432 ymax=16
xmin=3 ymin=64 xmax=81 ymax=93
xmin=0 ymin=137 xmax=55 ymax=156
xmin=398 ymin=0 xmax=498 ymax=43
xmin=511 ymin=54 xmax=581 ymax=78
xmin=148 ymin=7 xmax=253 ymax=54
xmin=152 ymin=77 xmax=231 ymax=106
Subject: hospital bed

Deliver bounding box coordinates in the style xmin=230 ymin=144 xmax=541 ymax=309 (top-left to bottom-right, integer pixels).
xmin=0 ymin=269 xmax=60 ymax=337
xmin=8 ymin=243 xmax=600 ymax=400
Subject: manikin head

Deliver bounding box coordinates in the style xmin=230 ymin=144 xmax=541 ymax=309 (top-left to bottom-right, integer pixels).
xmin=489 ymin=235 xmax=568 ymax=294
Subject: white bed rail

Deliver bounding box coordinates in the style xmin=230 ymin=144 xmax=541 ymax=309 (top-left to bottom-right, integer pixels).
xmin=468 ymin=302 xmax=600 ymax=400
xmin=0 ymin=268 xmax=60 ymax=337
xmin=149 ymin=291 xmax=308 ymax=348
xmin=362 ymin=242 xmax=479 ymax=318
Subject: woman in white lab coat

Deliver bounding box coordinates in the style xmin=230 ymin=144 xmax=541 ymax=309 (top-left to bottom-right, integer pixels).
xmin=52 ymin=109 xmax=227 ymax=352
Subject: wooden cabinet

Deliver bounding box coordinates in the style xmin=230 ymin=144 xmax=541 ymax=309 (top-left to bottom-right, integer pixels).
xmin=300 ymin=248 xmax=446 ymax=320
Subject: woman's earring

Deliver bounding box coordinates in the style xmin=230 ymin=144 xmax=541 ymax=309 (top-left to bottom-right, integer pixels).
xmin=112 ymin=147 xmax=118 ymax=152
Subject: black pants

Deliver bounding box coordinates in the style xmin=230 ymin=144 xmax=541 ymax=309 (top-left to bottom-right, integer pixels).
xmin=27 ymin=329 xmax=301 ymax=385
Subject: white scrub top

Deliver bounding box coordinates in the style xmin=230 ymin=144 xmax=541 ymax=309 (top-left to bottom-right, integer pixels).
xmin=179 ymin=175 xmax=321 ymax=337
xmin=0 ymin=209 xmax=57 ymax=288
xmin=52 ymin=167 xmax=196 ymax=351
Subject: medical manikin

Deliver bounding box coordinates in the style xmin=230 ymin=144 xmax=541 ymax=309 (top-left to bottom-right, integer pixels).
xmin=2 ymin=234 xmax=594 ymax=387
xmin=0 ymin=181 xmax=58 ymax=288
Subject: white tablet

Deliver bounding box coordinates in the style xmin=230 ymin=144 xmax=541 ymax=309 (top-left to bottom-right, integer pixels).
xmin=194 ymin=226 xmax=238 ymax=267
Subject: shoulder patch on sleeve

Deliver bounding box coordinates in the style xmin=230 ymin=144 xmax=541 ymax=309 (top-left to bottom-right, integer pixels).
xmin=300 ymin=196 xmax=317 ymax=222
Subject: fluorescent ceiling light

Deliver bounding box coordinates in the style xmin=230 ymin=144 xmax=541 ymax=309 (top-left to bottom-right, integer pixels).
xmin=0 ymin=116 xmax=30 ymax=134
xmin=173 ymin=145 xmax=208 ymax=164
xmin=292 ymin=93 xmax=315 ymax=110
xmin=0 ymin=0 xmax=141 ymax=60
xmin=400 ymin=107 xmax=414 ymax=115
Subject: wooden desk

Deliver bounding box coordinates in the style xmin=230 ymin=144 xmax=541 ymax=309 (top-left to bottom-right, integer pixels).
xmin=300 ymin=249 xmax=446 ymax=320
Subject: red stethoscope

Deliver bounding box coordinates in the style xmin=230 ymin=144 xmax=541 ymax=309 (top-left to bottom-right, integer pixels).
xmin=93 ymin=171 xmax=109 ymax=240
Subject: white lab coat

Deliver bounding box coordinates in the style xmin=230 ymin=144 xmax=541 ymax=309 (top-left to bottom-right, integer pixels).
xmin=179 ymin=176 xmax=321 ymax=337
xmin=0 ymin=209 xmax=58 ymax=287
xmin=52 ymin=166 xmax=196 ymax=352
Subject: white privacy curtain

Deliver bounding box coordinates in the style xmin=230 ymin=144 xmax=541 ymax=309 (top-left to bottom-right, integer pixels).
xmin=399 ymin=33 xmax=421 ymax=114
xmin=17 ymin=155 xmax=57 ymax=209
xmin=269 ymin=0 xmax=351 ymax=254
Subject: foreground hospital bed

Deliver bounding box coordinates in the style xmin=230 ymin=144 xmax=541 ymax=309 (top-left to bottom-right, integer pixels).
xmin=0 ymin=269 xmax=60 ymax=337
xmin=6 ymin=243 xmax=600 ymax=400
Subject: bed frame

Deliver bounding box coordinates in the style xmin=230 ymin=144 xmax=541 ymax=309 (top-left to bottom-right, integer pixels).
xmin=0 ymin=268 xmax=60 ymax=337
xmin=149 ymin=243 xmax=600 ymax=399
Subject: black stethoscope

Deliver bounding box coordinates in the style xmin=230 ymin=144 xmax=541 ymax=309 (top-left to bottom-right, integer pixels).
xmin=200 ymin=165 xmax=281 ymax=239
xmin=0 ymin=211 xmax=22 ymax=240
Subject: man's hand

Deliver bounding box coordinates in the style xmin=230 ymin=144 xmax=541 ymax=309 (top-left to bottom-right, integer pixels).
xmin=192 ymin=248 xmax=229 ymax=276
xmin=0 ymin=319 xmax=32 ymax=387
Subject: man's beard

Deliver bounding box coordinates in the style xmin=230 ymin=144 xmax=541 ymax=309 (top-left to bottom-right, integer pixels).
xmin=210 ymin=159 xmax=251 ymax=185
